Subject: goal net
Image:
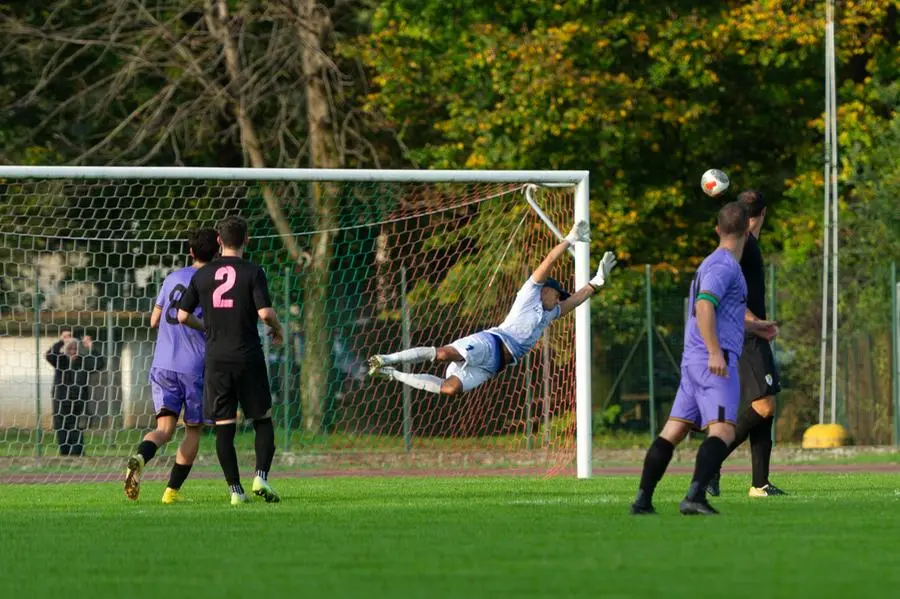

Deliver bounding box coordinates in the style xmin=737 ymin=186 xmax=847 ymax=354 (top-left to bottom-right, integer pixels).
xmin=0 ymin=168 xmax=589 ymax=482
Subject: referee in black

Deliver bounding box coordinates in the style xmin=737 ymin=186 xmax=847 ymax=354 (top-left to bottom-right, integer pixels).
xmin=708 ymin=190 xmax=787 ymax=497
xmin=178 ymin=215 xmax=285 ymax=505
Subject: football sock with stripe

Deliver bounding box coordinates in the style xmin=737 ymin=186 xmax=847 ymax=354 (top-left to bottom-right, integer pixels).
xmin=253 ymin=417 xmax=276 ymax=477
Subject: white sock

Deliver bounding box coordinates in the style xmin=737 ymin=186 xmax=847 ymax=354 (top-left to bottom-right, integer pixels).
xmin=388 ymin=369 xmax=444 ymax=394
xmin=382 ymin=346 xmax=437 ymax=366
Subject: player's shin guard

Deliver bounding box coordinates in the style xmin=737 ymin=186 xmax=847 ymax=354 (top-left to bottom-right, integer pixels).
xmin=635 ymin=437 xmax=675 ymax=507
xmin=215 ymin=422 xmax=241 ymax=489
xmin=686 ymin=436 xmax=729 ymax=502
xmin=253 ymin=417 xmax=276 ymax=478
xmin=382 ymin=346 xmax=437 ymax=365
xmin=749 ymin=416 xmax=774 ymax=488
xmin=388 ymin=370 xmax=444 ymax=394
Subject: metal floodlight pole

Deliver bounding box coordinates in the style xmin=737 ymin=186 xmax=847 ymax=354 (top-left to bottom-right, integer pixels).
xmin=818 ymin=0 xmax=834 ymax=425
xmin=827 ymin=0 xmax=840 ymax=425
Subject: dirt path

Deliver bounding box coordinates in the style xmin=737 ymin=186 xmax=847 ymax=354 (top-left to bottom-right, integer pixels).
xmin=2 ymin=461 xmax=898 ymax=484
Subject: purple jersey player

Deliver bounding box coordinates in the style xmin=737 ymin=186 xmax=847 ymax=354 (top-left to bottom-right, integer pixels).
xmin=671 ymin=245 xmax=749 ymax=428
xmin=630 ymin=201 xmax=776 ymax=516
xmin=124 ymin=228 xmax=219 ymax=504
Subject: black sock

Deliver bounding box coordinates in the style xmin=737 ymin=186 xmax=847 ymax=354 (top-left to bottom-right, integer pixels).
xmin=749 ymin=416 xmax=774 ymax=488
xmin=215 ymin=423 xmax=240 ymax=487
xmin=635 ymin=437 xmax=675 ymax=506
xmin=253 ymin=418 xmax=276 ymax=477
xmin=687 ymin=436 xmax=729 ymax=502
xmin=167 ymin=462 xmax=193 ymax=491
xmin=137 ymin=440 xmax=159 ymax=464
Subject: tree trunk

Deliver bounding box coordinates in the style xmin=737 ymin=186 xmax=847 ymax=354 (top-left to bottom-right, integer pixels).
xmin=296 ymin=0 xmax=340 ymax=432
xmin=205 ymin=0 xmax=305 ymax=265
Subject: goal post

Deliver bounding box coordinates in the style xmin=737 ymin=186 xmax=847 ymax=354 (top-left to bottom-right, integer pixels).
xmin=0 ymin=166 xmax=593 ymax=480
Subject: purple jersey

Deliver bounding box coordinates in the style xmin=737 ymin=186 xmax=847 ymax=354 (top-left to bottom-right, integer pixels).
xmin=682 ymin=248 xmax=747 ymax=364
xmin=151 ymin=267 xmax=205 ymax=376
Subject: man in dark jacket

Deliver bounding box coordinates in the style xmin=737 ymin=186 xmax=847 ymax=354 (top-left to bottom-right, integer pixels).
xmin=46 ymin=331 xmax=106 ymax=456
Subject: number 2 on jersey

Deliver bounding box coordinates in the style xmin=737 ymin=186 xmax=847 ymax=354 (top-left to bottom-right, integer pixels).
xmin=213 ymin=266 xmax=236 ymax=308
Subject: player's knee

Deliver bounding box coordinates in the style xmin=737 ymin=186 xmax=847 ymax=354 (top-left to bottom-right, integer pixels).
xmin=252 ymin=415 xmax=273 ymax=429
xmin=435 ymin=346 xmax=460 ymax=362
xmin=659 ymin=420 xmax=690 ymax=445
xmin=155 ymin=417 xmax=177 ymax=441
xmin=440 ymin=378 xmax=463 ymax=397
xmin=752 ymin=397 xmax=776 ymax=418
xmin=708 ymin=422 xmax=736 ymax=446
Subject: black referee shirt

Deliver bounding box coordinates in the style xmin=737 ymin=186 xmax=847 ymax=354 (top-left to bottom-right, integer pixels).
xmin=741 ymin=232 xmax=766 ymax=320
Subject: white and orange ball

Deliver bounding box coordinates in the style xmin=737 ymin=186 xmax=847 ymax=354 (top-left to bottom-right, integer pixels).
xmin=700 ymin=169 xmax=730 ymax=198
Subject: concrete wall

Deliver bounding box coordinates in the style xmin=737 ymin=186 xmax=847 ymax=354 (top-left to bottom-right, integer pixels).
xmin=0 ymin=337 xmax=157 ymax=429
xmin=0 ymin=336 xmax=57 ymax=429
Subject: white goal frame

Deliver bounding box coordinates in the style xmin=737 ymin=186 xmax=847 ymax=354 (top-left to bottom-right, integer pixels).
xmin=0 ymin=166 xmax=594 ymax=478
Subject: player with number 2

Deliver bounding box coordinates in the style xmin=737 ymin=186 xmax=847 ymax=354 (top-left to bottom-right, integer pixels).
xmin=124 ymin=228 xmax=218 ymax=503
xmin=178 ymin=215 xmax=285 ymax=506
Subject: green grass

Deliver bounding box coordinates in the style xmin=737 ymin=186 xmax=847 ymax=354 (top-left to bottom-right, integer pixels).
xmin=2 ymin=473 xmax=899 ymax=598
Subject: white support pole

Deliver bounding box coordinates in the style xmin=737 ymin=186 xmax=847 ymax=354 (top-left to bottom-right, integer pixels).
xmin=574 ymin=175 xmax=592 ymax=479
xmin=524 ymin=185 xmax=576 ymax=257
xmin=827 ymin=0 xmax=840 ymax=424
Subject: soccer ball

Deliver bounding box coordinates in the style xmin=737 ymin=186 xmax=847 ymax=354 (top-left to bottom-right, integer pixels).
xmin=701 ymin=169 xmax=730 ymax=198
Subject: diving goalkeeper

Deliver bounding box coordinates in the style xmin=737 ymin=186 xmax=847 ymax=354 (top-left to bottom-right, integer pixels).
xmin=368 ymin=222 xmax=616 ymax=396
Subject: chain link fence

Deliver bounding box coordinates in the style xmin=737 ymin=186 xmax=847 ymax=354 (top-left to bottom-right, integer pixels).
xmin=594 ymin=261 xmax=900 ymax=445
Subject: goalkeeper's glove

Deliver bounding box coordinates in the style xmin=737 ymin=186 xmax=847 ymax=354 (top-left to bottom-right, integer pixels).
xmin=564 ymin=221 xmax=590 ymax=244
xmin=589 ymin=251 xmax=617 ymax=290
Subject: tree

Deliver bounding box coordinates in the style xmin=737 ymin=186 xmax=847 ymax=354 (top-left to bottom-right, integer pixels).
xmin=0 ymin=0 xmax=397 ymax=432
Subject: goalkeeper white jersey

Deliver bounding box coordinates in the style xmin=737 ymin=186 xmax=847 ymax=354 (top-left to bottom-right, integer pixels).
xmin=486 ymin=277 xmax=561 ymax=363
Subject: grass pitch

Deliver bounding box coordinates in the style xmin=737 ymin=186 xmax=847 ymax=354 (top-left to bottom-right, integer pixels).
xmin=1 ymin=472 xmax=898 ymax=599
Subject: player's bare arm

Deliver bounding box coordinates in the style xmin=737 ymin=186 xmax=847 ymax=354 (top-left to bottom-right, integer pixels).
xmin=695 ymin=297 xmax=727 ymax=377
xmin=150 ymin=305 xmax=163 ymax=329
xmin=558 ymin=251 xmax=617 ymax=317
xmin=257 ymin=307 xmax=284 ymax=346
xmin=176 ymin=309 xmax=206 ymax=333
xmin=744 ymin=308 xmax=779 ymax=340
xmin=531 ymin=221 xmax=590 ymax=283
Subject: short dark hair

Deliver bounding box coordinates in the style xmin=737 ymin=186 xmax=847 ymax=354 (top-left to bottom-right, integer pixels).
xmin=717 ymin=201 xmax=749 ymax=237
xmin=737 ymin=189 xmax=765 ymax=218
xmin=189 ymin=228 xmax=219 ymax=262
xmin=216 ymin=215 xmax=248 ymax=249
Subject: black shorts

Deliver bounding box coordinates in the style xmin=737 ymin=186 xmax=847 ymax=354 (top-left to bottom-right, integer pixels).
xmin=739 ymin=336 xmax=781 ymax=404
xmin=204 ymin=357 xmax=272 ymax=422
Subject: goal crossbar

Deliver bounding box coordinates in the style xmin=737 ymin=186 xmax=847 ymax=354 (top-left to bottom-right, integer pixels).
xmin=0 ymin=166 xmax=588 ymax=184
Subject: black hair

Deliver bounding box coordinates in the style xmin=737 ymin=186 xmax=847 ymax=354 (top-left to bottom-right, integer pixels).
xmin=188 ymin=228 xmax=219 ymax=262
xmin=737 ymin=189 xmax=765 ymax=218
xmin=717 ymin=201 xmax=750 ymax=237
xmin=216 ymin=215 xmax=248 ymax=250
